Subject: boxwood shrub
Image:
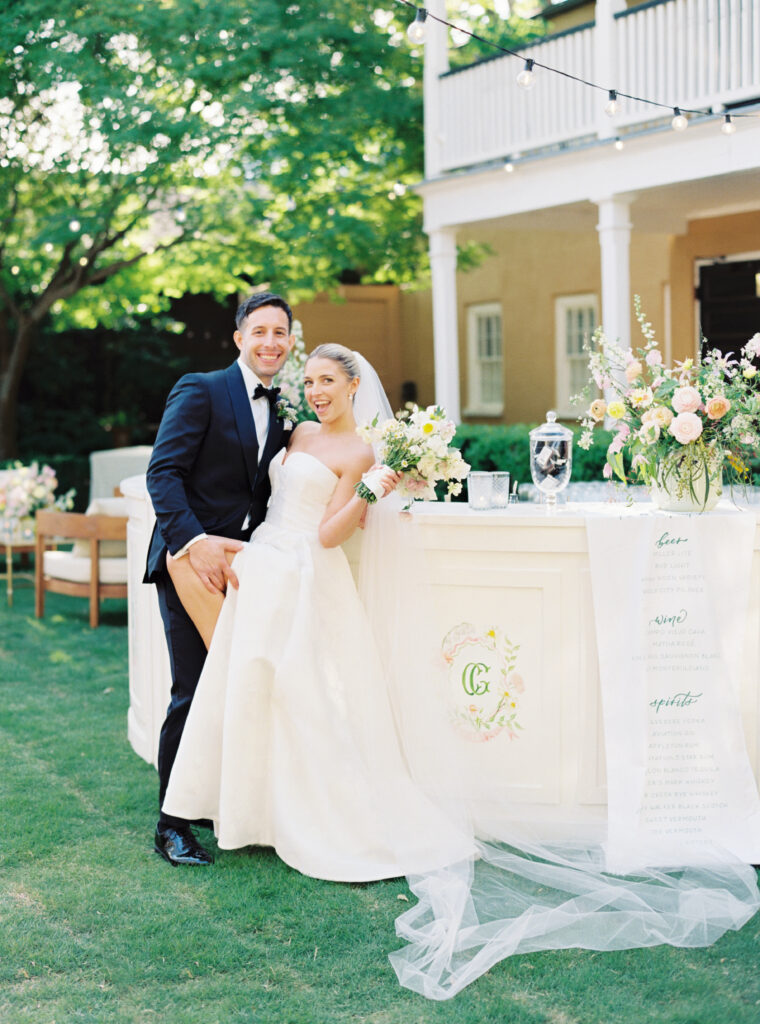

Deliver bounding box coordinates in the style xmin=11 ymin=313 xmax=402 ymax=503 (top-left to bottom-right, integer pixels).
xmin=452 ymin=423 xmax=615 ymax=492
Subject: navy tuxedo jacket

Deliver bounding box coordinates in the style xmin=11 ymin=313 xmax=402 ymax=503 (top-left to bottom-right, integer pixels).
xmin=144 ymin=361 xmax=288 ymax=583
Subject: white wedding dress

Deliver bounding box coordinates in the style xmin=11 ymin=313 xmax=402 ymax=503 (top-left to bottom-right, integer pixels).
xmin=162 ymin=447 xmax=475 ymax=881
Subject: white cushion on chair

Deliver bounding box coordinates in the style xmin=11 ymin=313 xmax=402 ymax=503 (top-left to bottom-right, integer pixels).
xmin=71 ymin=496 xmax=129 ymax=559
xmin=43 ymin=550 xmax=128 ymax=585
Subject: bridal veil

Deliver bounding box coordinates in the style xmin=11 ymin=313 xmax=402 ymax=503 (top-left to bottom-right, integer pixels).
xmin=350 ymin=353 xmax=759 ymax=1000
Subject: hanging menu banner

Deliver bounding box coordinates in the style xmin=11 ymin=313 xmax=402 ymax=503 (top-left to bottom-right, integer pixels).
xmin=586 ymin=508 xmax=760 ymax=873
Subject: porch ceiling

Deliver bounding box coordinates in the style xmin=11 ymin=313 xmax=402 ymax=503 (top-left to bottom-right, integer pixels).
xmin=484 ymin=167 xmax=760 ymax=236
xmin=420 ymin=115 xmax=760 ymax=238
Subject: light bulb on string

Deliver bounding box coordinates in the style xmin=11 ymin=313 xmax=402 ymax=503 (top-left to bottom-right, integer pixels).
xmin=503 ymin=159 xmax=514 ymax=173
xmin=516 ymin=59 xmax=535 ymax=90
xmin=406 ymin=7 xmax=428 ymax=45
xmin=614 ymin=137 xmax=624 ymax=151
xmin=721 ymin=114 xmax=736 ymax=135
xmin=671 ymin=107 xmax=688 ymax=131
xmin=605 ymin=90 xmax=618 ymax=117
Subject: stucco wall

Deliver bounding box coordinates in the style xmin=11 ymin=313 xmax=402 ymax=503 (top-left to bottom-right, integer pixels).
xmin=292 ymin=207 xmax=760 ymax=424
xmin=450 ymin=223 xmax=670 ymax=424
xmin=293 ymin=285 xmax=404 ymax=409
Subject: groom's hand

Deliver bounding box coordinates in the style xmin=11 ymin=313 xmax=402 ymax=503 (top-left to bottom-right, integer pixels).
xmin=188 ymin=536 xmax=244 ymax=595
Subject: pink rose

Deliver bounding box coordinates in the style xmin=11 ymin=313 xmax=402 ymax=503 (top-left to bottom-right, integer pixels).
xmin=668 ymin=411 xmax=703 ymax=444
xmin=602 ymin=462 xmax=613 ymax=479
xmin=625 ymin=360 xmax=643 ymax=383
xmin=705 ymin=396 xmax=731 ymax=421
xmin=507 ymin=672 xmax=525 ymax=695
xmin=672 ymin=386 xmax=702 ymax=414
xmin=645 ymin=350 xmax=663 ymax=367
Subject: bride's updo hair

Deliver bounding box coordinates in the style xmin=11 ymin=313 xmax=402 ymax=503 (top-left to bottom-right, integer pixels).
xmin=306 ymin=344 xmax=360 ymax=382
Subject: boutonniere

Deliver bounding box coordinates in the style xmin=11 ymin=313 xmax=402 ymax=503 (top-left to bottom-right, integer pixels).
xmin=276 ymin=396 xmax=299 ymax=427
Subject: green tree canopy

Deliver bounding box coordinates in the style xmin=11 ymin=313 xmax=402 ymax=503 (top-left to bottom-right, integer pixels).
xmin=0 ymin=0 xmax=539 ymax=456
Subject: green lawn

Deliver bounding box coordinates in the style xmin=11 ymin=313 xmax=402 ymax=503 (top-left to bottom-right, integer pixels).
xmin=2 ymin=584 xmax=760 ymax=1023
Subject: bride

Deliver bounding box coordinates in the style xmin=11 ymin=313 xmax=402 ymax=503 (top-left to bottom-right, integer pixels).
xmin=162 ymin=343 xmax=476 ymax=879
xmin=163 ymin=344 xmax=760 ymax=1000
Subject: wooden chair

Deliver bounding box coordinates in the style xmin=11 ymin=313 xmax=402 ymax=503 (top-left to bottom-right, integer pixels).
xmin=35 ymin=506 xmax=129 ymax=628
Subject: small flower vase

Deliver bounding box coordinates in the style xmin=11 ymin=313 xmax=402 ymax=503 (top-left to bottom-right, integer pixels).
xmin=648 ymin=449 xmax=723 ymax=514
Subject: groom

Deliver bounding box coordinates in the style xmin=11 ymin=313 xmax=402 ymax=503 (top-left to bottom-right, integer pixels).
xmin=144 ymin=291 xmax=296 ymax=865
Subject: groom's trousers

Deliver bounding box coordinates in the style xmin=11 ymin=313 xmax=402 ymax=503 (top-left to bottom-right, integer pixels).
xmin=154 ymin=572 xmax=208 ymax=828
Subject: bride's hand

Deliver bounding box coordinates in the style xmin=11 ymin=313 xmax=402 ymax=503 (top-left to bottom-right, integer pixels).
xmin=367 ymin=464 xmax=402 ymax=498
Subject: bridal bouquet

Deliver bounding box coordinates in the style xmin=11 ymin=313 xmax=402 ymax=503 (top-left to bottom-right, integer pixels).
xmin=355 ymin=404 xmax=470 ymax=503
xmin=576 ymin=297 xmax=760 ymax=503
xmin=0 ymin=461 xmax=75 ymax=522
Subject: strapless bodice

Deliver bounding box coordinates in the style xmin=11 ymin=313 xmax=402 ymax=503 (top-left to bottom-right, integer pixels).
xmin=265 ymin=448 xmax=338 ymax=535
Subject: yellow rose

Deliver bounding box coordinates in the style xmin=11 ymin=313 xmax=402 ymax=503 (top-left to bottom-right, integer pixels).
xmin=607 ymin=401 xmax=626 ymax=420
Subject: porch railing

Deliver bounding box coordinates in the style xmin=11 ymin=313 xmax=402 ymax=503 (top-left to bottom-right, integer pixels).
xmin=433 ymin=0 xmax=760 ymax=174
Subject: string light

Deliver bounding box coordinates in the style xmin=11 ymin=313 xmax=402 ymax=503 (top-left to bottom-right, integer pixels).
xmin=614 ymin=137 xmax=624 ymax=151
xmin=516 ymin=58 xmax=535 ymax=90
xmin=406 ymin=7 xmax=427 ymax=44
xmin=503 ymin=159 xmax=514 ymax=172
xmin=394 ymin=0 xmax=759 ymax=135
xmin=671 ymin=107 xmax=688 ymax=131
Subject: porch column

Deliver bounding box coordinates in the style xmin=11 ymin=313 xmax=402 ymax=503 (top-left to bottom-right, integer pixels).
xmin=428 ymin=227 xmax=461 ymax=422
xmin=595 ymin=197 xmax=632 ymax=353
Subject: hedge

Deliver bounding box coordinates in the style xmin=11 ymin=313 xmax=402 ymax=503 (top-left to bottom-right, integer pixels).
xmin=453 ymin=423 xmax=614 ymax=491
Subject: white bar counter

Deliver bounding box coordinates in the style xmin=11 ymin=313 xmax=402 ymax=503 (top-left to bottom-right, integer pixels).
xmin=121 ymin=476 xmax=760 ymax=829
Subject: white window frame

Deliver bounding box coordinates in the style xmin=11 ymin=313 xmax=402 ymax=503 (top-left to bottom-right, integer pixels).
xmin=554 ymin=294 xmax=598 ymax=418
xmin=465 ymin=302 xmax=504 ymax=417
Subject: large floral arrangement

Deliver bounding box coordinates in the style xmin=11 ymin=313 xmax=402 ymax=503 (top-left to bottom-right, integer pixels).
xmin=577 ymin=298 xmax=760 ymax=502
xmin=355 ymin=404 xmax=470 ymax=503
xmin=0 ymin=461 xmax=75 ymax=521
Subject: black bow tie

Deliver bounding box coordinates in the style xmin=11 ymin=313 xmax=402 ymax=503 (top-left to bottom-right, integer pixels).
xmin=253 ymin=383 xmax=281 ymax=408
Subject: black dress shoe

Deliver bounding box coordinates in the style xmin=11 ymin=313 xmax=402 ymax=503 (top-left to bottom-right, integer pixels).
xmin=154 ymin=825 xmax=213 ymax=866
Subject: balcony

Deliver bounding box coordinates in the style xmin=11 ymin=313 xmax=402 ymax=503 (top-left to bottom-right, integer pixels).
xmin=428 ymin=0 xmax=760 ymax=177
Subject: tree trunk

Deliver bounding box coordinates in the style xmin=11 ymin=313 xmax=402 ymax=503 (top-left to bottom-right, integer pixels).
xmin=0 ymin=318 xmax=36 ymax=461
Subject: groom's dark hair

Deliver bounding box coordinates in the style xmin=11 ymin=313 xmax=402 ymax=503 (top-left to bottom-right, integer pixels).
xmin=235 ymin=292 xmax=293 ymax=331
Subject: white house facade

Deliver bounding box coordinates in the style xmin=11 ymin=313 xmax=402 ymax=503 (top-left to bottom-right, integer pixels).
xmin=418 ymin=0 xmax=760 ymax=424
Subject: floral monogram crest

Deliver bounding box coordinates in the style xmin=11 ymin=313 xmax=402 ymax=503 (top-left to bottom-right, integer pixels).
xmin=441 ymin=623 xmax=524 ymax=743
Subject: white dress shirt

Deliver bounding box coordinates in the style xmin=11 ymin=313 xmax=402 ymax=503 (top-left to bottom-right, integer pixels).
xmin=236 ymin=355 xmax=273 ymax=452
